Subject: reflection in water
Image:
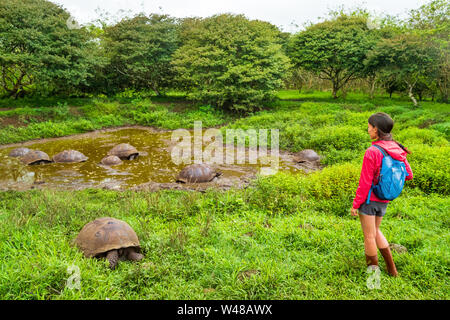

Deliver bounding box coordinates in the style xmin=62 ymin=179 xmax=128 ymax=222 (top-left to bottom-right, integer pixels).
xmin=0 ymin=128 xmax=304 ymax=191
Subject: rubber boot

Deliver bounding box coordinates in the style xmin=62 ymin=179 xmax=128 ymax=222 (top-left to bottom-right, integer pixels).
xmin=379 ymin=247 xmax=398 ymax=277
xmin=365 ymin=254 xmax=379 ymax=267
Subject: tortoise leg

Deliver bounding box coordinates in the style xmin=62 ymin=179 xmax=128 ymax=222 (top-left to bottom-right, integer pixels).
xmin=126 ymin=248 xmax=144 ymax=262
xmin=106 ymin=249 xmax=119 ymax=269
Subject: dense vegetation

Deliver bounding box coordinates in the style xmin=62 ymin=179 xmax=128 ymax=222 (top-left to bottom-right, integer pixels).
xmin=0 ymin=91 xmax=449 ymax=299
xmin=1 ymin=0 xmax=448 ymax=110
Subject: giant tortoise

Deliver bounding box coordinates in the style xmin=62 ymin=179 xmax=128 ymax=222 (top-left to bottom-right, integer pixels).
xmin=75 ymin=217 xmax=144 ymax=270
xmin=100 ymin=155 xmax=122 ymax=166
xmin=8 ymin=147 xmax=31 ymax=157
xmin=107 ymin=143 xmax=139 ymax=160
xmin=52 ymin=150 xmax=88 ymax=163
xmin=176 ymin=163 xmax=222 ymax=183
xmin=20 ymin=150 xmax=52 ymax=165
xmin=293 ymin=149 xmax=320 ymax=163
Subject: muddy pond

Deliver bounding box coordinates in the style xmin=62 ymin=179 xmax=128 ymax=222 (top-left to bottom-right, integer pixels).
xmin=0 ymin=127 xmax=318 ymax=192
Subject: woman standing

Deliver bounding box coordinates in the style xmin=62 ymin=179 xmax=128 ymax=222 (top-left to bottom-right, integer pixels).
xmin=351 ymin=112 xmax=413 ymax=276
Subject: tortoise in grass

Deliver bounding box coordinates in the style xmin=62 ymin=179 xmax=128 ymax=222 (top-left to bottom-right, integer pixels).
xmin=176 ymin=163 xmax=222 ymax=183
xmin=100 ymin=155 xmax=122 ymax=166
xmin=107 ymin=143 xmax=139 ymax=160
xmin=52 ymin=150 xmax=88 ymax=163
xmin=9 ymin=147 xmax=31 ymax=157
xmin=293 ymin=149 xmax=320 ymax=163
xmin=75 ymin=217 xmax=144 ymax=270
xmin=20 ymin=150 xmax=52 ymax=165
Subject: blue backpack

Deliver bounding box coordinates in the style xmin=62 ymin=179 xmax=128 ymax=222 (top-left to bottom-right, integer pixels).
xmin=366 ymin=145 xmax=409 ymax=204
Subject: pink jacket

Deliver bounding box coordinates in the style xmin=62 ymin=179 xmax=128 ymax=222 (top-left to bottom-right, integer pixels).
xmin=352 ymin=140 xmax=413 ymax=209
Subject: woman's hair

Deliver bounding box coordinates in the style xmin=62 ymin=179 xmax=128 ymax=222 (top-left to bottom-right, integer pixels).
xmin=368 ymin=112 xmax=411 ymax=154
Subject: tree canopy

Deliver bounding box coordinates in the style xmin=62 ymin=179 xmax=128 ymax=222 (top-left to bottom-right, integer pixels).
xmin=0 ymin=0 xmax=98 ymax=98
xmin=171 ymin=14 xmax=291 ymax=112
xmin=288 ymin=14 xmax=379 ymax=99
xmin=101 ymin=14 xmax=179 ymax=95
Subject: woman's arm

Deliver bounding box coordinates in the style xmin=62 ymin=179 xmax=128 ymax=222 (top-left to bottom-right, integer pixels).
xmin=352 ymin=148 xmax=377 ymax=209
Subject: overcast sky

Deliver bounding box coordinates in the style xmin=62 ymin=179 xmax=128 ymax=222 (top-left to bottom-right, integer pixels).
xmin=51 ymin=0 xmax=427 ymax=32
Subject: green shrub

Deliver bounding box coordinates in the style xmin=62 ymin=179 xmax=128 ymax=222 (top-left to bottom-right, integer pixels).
xmin=320 ymin=148 xmax=364 ymax=165
xmin=333 ymin=110 xmax=372 ymax=127
xmin=430 ymin=122 xmax=450 ymax=140
xmin=407 ymin=144 xmax=450 ymax=195
xmin=378 ymin=105 xmax=409 ymax=117
xmin=395 ymin=128 xmax=448 ymax=147
xmin=305 ymin=162 xmax=360 ymax=200
xmin=307 ymin=125 xmax=369 ymax=152
xmin=172 ymin=14 xmax=290 ymax=113
xmin=247 ymin=172 xmax=309 ymax=215
xmin=281 ymin=124 xmax=313 ymax=152
xmin=50 ymin=102 xmax=71 ymax=121
xmin=81 ymin=101 xmax=120 ymax=118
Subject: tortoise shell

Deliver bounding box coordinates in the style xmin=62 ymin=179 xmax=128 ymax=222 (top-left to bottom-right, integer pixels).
xmin=75 ymin=217 xmax=140 ymax=258
xmin=20 ymin=150 xmax=52 ymax=165
xmin=9 ymin=147 xmax=31 ymax=157
xmin=107 ymin=143 xmax=139 ymax=160
xmin=176 ymin=163 xmax=221 ymax=183
xmin=293 ymin=149 xmax=320 ymax=163
xmin=52 ymin=150 xmax=88 ymax=163
xmin=100 ymin=155 xmax=122 ymax=166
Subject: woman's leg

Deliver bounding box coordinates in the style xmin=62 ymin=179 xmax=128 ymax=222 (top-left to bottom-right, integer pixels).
xmin=375 ymin=216 xmax=389 ymax=249
xmin=359 ymin=213 xmax=378 ymax=266
xmin=375 ymin=216 xmax=398 ymax=276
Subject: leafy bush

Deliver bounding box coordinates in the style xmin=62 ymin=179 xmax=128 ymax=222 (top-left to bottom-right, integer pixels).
xmin=395 ymin=127 xmax=448 ymax=147
xmin=172 ymin=14 xmax=290 ymax=113
xmin=307 ymin=125 xmax=369 ymax=152
xmin=430 ymin=122 xmax=450 ymax=140
xmin=407 ymin=145 xmax=450 ymax=195
xmin=305 ymin=162 xmax=360 ymax=200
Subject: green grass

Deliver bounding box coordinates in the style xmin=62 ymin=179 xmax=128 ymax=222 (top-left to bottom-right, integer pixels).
xmin=0 ymin=97 xmax=234 ymax=145
xmin=0 ymin=180 xmax=448 ymax=299
xmin=0 ymin=89 xmax=448 ymax=300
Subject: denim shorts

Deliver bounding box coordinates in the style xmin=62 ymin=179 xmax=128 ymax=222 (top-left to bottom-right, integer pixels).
xmin=359 ymin=201 xmax=388 ymax=217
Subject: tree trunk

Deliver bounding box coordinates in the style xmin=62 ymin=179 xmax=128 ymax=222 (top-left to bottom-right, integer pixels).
xmin=367 ymin=75 xmax=377 ymax=100
xmin=406 ymin=82 xmax=418 ymax=107
xmin=369 ymin=81 xmax=375 ymax=99
xmin=332 ymin=81 xmax=339 ymax=99
xmin=438 ymin=79 xmax=448 ymax=103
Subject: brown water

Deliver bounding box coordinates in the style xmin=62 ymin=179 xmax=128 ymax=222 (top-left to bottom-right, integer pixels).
xmin=0 ymin=127 xmax=310 ymax=191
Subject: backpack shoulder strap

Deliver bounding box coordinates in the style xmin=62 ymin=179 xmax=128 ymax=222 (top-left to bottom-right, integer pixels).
xmin=366 ymin=145 xmax=387 ymax=205
xmin=372 ymin=144 xmax=387 ymax=157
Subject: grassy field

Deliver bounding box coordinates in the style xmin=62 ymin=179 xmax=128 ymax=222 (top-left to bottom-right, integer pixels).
xmin=0 ymin=91 xmax=449 ymax=299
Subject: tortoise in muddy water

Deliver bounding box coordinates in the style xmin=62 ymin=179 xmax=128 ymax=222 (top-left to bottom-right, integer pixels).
xmin=9 ymin=147 xmax=31 ymax=157
xmin=100 ymin=155 xmax=123 ymax=166
xmin=75 ymin=217 xmax=144 ymax=270
xmin=293 ymin=149 xmax=320 ymax=163
xmin=108 ymin=143 xmax=139 ymax=160
xmin=20 ymin=150 xmax=52 ymax=165
xmin=176 ymin=163 xmax=222 ymax=183
xmin=52 ymin=150 xmax=88 ymax=163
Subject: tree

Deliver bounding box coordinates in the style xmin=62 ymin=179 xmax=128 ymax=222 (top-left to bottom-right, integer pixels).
xmin=288 ymin=14 xmax=379 ymax=99
xmin=0 ymin=0 xmax=98 ymax=98
xmin=408 ymin=0 xmax=449 ymax=102
xmin=102 ymin=13 xmax=179 ymax=95
xmin=171 ymin=14 xmax=291 ymax=113
xmin=366 ymin=33 xmax=440 ymax=106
